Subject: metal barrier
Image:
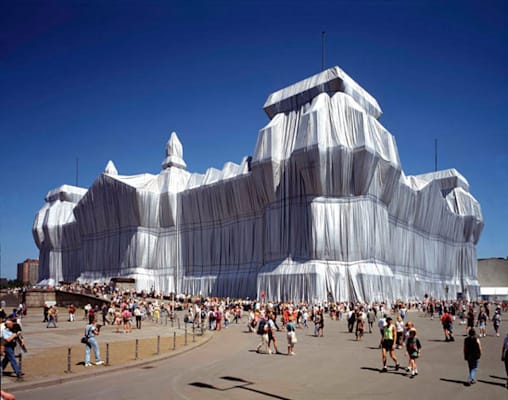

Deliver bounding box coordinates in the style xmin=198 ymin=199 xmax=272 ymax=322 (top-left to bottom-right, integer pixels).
xmin=66 ymin=347 xmax=72 ymax=373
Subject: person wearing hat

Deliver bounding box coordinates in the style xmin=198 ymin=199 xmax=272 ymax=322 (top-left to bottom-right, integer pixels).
xmin=381 ymin=316 xmax=400 ymax=372
xmin=463 ymin=328 xmax=482 ymax=386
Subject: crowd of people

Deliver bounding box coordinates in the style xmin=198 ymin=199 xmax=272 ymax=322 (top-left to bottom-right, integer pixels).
xmin=1 ymin=286 xmax=508 ymax=392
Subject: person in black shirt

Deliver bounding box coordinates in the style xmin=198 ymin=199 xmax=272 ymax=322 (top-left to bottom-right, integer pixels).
xmin=463 ymin=328 xmax=482 ymax=386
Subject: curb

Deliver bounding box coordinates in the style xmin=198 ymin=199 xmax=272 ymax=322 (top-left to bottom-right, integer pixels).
xmin=3 ymin=332 xmax=214 ymax=392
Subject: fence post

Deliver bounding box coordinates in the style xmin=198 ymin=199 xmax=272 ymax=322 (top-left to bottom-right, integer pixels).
xmin=185 ymin=324 xmax=188 ymax=346
xmin=106 ymin=343 xmax=110 ymax=366
xmin=178 ymin=317 xmax=180 ymax=330
xmin=192 ymin=324 xmax=196 ymax=342
xmin=173 ymin=331 xmax=176 ymax=350
xmin=157 ymin=335 xmax=160 ymax=355
xmin=66 ymin=347 xmax=72 ymax=373
xmin=135 ymin=339 xmax=139 ymax=360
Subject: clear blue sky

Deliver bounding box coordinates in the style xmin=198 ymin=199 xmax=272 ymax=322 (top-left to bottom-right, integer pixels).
xmin=1 ymin=1 xmax=506 ymax=279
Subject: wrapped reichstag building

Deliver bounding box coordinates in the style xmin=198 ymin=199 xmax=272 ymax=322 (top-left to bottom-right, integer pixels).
xmin=33 ymin=66 xmax=483 ymax=302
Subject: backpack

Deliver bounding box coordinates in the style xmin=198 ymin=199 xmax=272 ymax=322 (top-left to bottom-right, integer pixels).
xmin=257 ymin=319 xmax=267 ymax=335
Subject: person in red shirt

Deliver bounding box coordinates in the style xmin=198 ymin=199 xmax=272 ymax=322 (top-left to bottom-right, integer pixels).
xmin=68 ymin=304 xmax=76 ymax=322
xmin=441 ymin=309 xmax=454 ymax=342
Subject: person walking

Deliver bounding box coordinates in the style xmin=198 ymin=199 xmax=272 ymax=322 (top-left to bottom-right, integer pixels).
xmin=83 ymin=318 xmax=104 ymax=367
xmin=255 ymin=316 xmax=269 ymax=354
xmin=42 ymin=303 xmax=49 ymax=323
xmin=367 ymin=308 xmax=376 ymax=333
xmin=441 ymin=309 xmax=454 ymax=342
xmin=286 ymin=315 xmax=297 ymax=355
xmin=267 ymin=313 xmax=282 ymax=354
xmin=502 ymin=333 xmax=508 ymax=389
xmin=377 ymin=314 xmax=387 ymax=349
xmin=355 ymin=310 xmax=365 ymax=341
xmin=134 ymin=306 xmax=142 ymax=329
xmin=492 ymin=310 xmax=501 ymax=337
xmin=46 ymin=305 xmax=57 ymax=328
xmin=381 ymin=316 xmax=399 ymax=372
xmin=395 ymin=316 xmax=404 ymax=348
xmin=477 ymin=308 xmax=488 ymax=337
xmin=68 ymin=304 xmax=76 ymax=322
xmin=1 ymin=319 xmax=24 ymax=379
xmin=405 ymin=328 xmax=421 ymax=378
xmin=463 ymin=328 xmax=482 ymax=386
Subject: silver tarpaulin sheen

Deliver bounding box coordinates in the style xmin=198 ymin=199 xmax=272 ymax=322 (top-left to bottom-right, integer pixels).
xmin=33 ymin=66 xmax=483 ymax=302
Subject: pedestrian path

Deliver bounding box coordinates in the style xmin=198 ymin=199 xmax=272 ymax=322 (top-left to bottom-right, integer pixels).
xmin=2 ymin=307 xmax=211 ymax=390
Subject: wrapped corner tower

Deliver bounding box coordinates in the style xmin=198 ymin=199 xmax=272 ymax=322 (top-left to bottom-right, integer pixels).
xmin=33 ymin=66 xmax=483 ymax=302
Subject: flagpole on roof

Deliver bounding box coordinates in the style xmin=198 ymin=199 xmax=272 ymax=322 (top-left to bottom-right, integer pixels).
xmin=322 ymin=31 xmax=326 ymax=71
xmin=434 ymin=138 xmax=438 ymax=172
xmin=75 ymin=157 xmax=79 ymax=187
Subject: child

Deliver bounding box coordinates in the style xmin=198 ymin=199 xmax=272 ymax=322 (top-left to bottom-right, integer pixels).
xmin=405 ymin=328 xmax=421 ymax=377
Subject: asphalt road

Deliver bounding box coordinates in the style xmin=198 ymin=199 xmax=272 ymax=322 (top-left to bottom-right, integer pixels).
xmin=9 ymin=313 xmax=508 ymax=400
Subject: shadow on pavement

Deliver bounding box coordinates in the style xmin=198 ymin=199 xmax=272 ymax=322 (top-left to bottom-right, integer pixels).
xmin=361 ymin=366 xmax=382 ymax=373
xmin=477 ymin=379 xmax=506 ymax=388
xmin=190 ymin=376 xmax=293 ymax=400
xmin=440 ymin=378 xmax=468 ymax=386
xmin=361 ymin=366 xmax=408 ymax=376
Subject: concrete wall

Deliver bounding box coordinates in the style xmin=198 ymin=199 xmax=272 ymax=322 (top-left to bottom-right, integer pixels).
xmin=478 ymin=258 xmax=508 ymax=287
xmin=20 ymin=290 xmax=110 ymax=308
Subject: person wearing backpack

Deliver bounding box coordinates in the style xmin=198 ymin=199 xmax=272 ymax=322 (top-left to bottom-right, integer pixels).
xmin=477 ymin=308 xmax=487 ymax=337
xmin=441 ymin=309 xmax=454 ymax=342
xmin=255 ymin=316 xmax=269 ymax=354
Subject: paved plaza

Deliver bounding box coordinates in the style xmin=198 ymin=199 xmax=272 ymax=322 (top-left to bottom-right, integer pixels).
xmin=2 ymin=308 xmax=507 ymax=399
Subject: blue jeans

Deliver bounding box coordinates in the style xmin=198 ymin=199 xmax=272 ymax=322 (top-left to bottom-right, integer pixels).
xmin=47 ymin=316 xmax=57 ymax=328
xmin=2 ymin=345 xmax=21 ymax=376
xmin=85 ymin=337 xmax=101 ymax=364
xmin=467 ymin=358 xmax=479 ymax=382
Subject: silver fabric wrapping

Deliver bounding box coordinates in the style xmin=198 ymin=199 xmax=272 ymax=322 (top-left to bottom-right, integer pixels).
xmin=33 ymin=66 xmax=483 ymax=302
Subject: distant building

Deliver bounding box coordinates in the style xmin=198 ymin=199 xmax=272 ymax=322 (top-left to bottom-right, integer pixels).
xmin=478 ymin=257 xmax=508 ymax=300
xmin=17 ymin=258 xmax=39 ymax=285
